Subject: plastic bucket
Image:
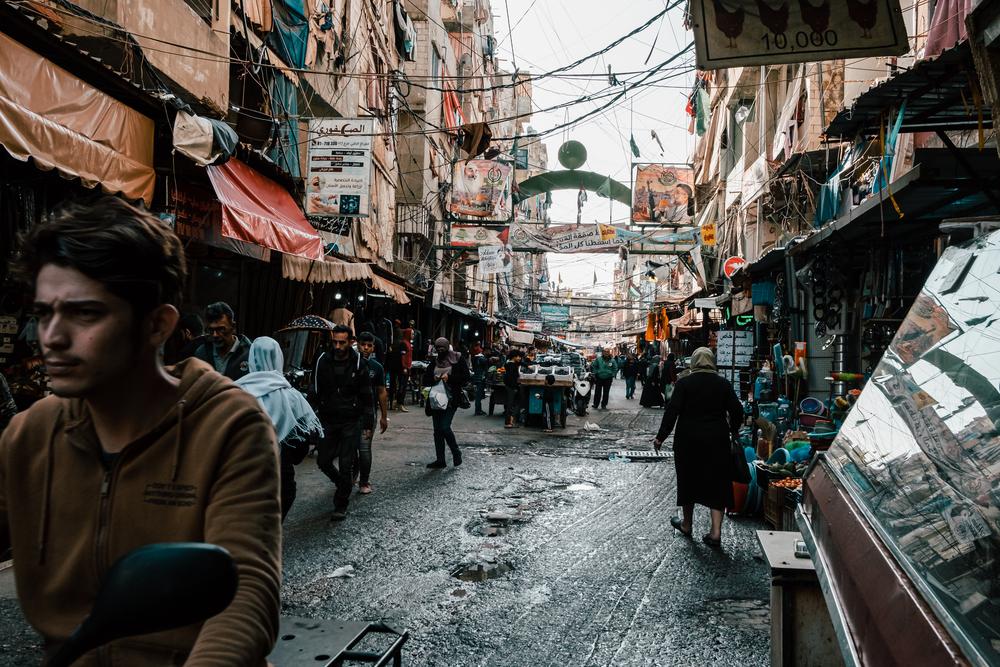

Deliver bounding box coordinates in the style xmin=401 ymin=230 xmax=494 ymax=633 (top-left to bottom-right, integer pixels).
xmin=799 ymin=396 xmax=826 ymax=415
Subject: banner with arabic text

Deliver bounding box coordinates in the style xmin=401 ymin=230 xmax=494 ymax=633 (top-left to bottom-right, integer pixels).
xmin=448 ymin=160 xmax=513 ymax=221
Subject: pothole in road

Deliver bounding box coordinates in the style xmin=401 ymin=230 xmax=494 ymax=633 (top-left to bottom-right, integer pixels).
xmin=451 ymin=561 xmax=514 ymax=582
xmin=706 ymin=598 xmax=770 ymax=633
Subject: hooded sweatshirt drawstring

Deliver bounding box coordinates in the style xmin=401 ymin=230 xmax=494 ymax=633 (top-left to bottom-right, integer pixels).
xmin=171 ymin=400 xmax=186 ymax=482
xmin=37 ymin=430 xmax=57 ymax=565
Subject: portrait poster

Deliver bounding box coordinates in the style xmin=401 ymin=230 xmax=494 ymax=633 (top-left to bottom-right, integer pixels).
xmin=632 ymin=164 xmax=696 ymax=224
xmin=448 ymin=160 xmax=513 ymax=221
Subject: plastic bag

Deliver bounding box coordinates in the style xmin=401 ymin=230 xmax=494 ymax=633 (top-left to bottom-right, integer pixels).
xmin=428 ymin=380 xmax=450 ymax=411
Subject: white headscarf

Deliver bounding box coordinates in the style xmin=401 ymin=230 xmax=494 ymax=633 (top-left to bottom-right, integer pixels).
xmin=235 ymin=337 xmax=323 ymax=443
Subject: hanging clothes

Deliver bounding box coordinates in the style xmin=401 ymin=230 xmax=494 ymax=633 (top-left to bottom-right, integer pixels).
xmin=645 ymin=312 xmax=656 ymax=342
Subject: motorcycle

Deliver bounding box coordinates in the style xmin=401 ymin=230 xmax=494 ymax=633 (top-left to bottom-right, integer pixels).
xmin=47 ymin=543 xmax=409 ymax=666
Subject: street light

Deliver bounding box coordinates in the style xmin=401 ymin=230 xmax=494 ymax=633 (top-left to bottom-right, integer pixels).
xmin=334 ymin=292 xmax=343 ymax=300
xmin=463 ymin=324 xmax=470 ymax=330
xmin=358 ymin=295 xmax=365 ymax=302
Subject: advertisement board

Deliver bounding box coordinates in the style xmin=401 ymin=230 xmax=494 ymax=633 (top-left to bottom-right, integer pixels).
xmin=448 ymin=159 xmax=513 ymax=221
xmin=540 ymin=304 xmax=571 ymax=329
xmin=690 ymin=0 xmax=909 ymax=70
xmin=450 ymin=224 xmax=510 ymax=248
xmin=632 ymin=164 xmax=696 ymax=224
xmin=306 ymin=118 xmax=373 ymax=217
xmin=478 ymin=245 xmax=513 ymax=275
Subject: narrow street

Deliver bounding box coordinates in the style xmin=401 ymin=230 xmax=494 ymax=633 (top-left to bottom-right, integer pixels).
xmin=0 ymin=382 xmax=770 ymax=666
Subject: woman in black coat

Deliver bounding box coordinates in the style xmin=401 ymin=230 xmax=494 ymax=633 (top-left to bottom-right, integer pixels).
xmin=422 ymin=337 xmax=471 ymax=469
xmin=653 ymin=347 xmax=743 ymax=548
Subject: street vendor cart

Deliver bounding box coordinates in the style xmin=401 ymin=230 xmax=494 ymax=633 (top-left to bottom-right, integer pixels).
xmin=519 ymin=375 xmax=572 ymax=429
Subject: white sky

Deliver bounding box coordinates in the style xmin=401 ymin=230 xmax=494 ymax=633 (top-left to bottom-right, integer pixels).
xmin=493 ymin=0 xmax=696 ymax=292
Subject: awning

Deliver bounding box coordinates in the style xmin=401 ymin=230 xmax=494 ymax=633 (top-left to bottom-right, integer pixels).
xmin=207 ymin=158 xmax=323 ymax=261
xmin=825 ymin=42 xmax=987 ymax=138
xmin=441 ymin=302 xmax=483 ymax=319
xmin=281 ymin=254 xmax=411 ymax=304
xmin=0 ymin=32 xmax=155 ymax=203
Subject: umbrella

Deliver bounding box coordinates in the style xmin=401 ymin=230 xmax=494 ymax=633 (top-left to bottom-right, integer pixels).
xmin=278 ymin=315 xmax=336 ymax=332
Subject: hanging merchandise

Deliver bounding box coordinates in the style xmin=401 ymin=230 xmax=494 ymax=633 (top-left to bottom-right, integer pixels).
xmin=645 ymin=312 xmax=656 ymax=342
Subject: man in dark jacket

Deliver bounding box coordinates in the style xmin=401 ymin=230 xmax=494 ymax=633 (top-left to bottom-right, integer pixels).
xmin=503 ymin=349 xmax=522 ymax=428
xmin=622 ymin=353 xmax=639 ymax=400
xmin=194 ymin=302 xmax=252 ymax=381
xmin=313 ymin=325 xmax=374 ymax=520
xmin=470 ymin=343 xmax=489 ymax=416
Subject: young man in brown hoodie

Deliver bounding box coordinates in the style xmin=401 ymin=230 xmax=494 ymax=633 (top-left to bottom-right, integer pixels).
xmin=0 ymin=198 xmax=281 ymax=665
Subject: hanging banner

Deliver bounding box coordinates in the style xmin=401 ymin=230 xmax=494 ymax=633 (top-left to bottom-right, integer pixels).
xmin=701 ymin=223 xmax=717 ymax=246
xmin=477 ymin=245 xmax=513 ymax=275
xmin=517 ymin=319 xmax=543 ymax=333
xmin=690 ymin=0 xmax=909 ymax=70
xmin=164 ymin=184 xmax=271 ymax=262
xmin=540 ymin=304 xmax=571 ymax=328
xmin=511 ymin=223 xmax=636 ymax=253
xmin=632 ymin=164 xmax=696 ymax=224
xmin=450 ymin=224 xmax=510 ymax=248
xmin=448 ymin=160 xmax=513 ymax=221
xmin=306 ymin=118 xmax=373 ymax=217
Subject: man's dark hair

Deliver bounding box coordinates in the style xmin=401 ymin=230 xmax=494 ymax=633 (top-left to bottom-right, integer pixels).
xmin=358 ymin=331 xmax=375 ymax=343
xmin=178 ymin=312 xmax=204 ymax=336
xmin=15 ymin=196 xmax=186 ymax=319
xmin=331 ymin=325 xmax=352 ymax=338
xmin=205 ymin=302 xmax=235 ymax=324
xmin=509 ymin=349 xmax=523 ymax=359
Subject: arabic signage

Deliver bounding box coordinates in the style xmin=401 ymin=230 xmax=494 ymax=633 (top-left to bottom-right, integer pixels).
xmin=701 ymin=223 xmax=717 ymax=246
xmin=540 ymin=304 xmax=571 ymax=328
xmin=517 ymin=319 xmax=543 ymax=333
xmin=306 ymin=118 xmax=373 ymax=218
xmin=716 ymin=330 xmax=754 ymax=367
xmin=448 ymin=159 xmax=513 ymax=221
xmin=632 ymin=164 xmax=695 ymax=224
xmin=511 ymin=223 xmax=630 ymax=253
xmin=450 ymin=224 xmax=510 ymax=248
xmin=690 ymin=0 xmax=909 ymax=70
xmin=478 ymin=245 xmax=513 ymax=275
xmin=164 ymin=185 xmax=271 ymax=262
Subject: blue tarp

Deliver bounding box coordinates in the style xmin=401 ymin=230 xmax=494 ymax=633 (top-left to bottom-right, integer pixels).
xmin=267 ymin=0 xmax=308 ymax=69
xmin=268 ymin=74 xmax=300 ymax=178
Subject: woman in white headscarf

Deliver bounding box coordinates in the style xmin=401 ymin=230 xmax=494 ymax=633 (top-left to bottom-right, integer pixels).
xmin=653 ymin=347 xmax=743 ymax=548
xmin=236 ymin=337 xmax=323 ymax=521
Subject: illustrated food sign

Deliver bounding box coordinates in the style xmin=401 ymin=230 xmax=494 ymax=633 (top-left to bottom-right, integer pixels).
xmin=690 ymin=0 xmax=909 ymax=70
xmin=306 ymin=118 xmax=373 ymax=217
xmin=632 ymin=164 xmax=695 ymax=225
xmin=448 ymin=159 xmax=513 ymax=221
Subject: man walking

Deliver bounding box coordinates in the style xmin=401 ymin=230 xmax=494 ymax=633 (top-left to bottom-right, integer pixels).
xmin=591 ymin=347 xmax=619 ymax=410
xmin=503 ymin=348 xmax=522 ymax=428
xmin=313 ymin=325 xmax=374 ymax=520
xmin=194 ymin=301 xmax=252 ymax=381
xmin=357 ymin=332 xmax=389 ymax=494
xmin=622 ymin=353 xmax=639 ymax=400
xmin=1 ymin=197 xmax=280 ymax=663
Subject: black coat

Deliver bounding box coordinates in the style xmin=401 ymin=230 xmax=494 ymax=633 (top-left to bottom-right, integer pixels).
xmin=193 ymin=335 xmax=253 ymax=381
xmin=656 ymin=370 xmax=743 ymax=510
xmin=313 ymin=349 xmax=375 ymax=429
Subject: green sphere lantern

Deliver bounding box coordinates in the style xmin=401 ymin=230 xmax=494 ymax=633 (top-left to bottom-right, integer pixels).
xmin=557 ymin=140 xmax=587 ymax=170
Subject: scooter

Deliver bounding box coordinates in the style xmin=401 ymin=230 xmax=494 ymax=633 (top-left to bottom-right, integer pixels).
xmin=46 ymin=543 xmax=409 ymax=666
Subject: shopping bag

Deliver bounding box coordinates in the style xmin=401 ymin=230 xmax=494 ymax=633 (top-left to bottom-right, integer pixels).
xmin=428 ymin=380 xmax=450 ymax=411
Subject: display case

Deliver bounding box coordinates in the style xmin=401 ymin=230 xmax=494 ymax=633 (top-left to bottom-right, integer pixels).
xmin=800 ymin=231 xmax=1000 ymax=666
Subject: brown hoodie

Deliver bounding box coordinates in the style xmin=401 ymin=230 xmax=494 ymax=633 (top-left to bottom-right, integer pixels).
xmin=0 ymin=358 xmax=281 ymax=665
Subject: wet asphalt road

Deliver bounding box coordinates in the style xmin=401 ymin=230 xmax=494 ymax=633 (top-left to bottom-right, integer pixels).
xmin=0 ymin=380 xmax=770 ymax=666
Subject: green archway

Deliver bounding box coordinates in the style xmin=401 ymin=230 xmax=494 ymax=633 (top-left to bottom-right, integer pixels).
xmin=514 ymin=170 xmax=631 ymax=206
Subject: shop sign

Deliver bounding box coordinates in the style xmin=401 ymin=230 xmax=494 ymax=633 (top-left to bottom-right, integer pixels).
xmin=632 ymin=164 xmax=696 ymax=224
xmin=693 ymin=298 xmax=718 ymax=309
xmin=690 ymin=0 xmax=909 ymax=70
xmin=723 ymin=256 xmax=747 ymax=279
xmin=540 ymin=304 xmax=571 ymax=328
xmin=478 ymin=245 xmax=513 ymax=275
xmin=448 ymin=159 xmax=513 ymax=221
xmin=306 ymin=118 xmax=373 ymax=217
xmin=517 ymin=319 xmax=543 ymax=333
xmin=701 ymin=223 xmax=717 ymax=246
xmin=163 ymin=186 xmax=271 ymax=262
xmin=717 ymin=330 xmax=754 ymax=367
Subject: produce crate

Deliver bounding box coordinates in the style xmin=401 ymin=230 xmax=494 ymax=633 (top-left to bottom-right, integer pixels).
xmin=764 ymin=484 xmax=785 ymax=529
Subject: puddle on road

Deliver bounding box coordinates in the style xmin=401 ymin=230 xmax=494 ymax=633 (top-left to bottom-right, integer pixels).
xmin=706 ymin=598 xmax=770 ymax=633
xmin=451 ymin=561 xmax=514 ymax=582
xmin=565 ymin=482 xmax=597 ymax=492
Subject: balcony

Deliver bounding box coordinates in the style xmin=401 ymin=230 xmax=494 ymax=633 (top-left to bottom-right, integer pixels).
xmin=58 ymin=0 xmax=230 ymax=115
xmin=442 ymin=0 xmax=487 ymax=32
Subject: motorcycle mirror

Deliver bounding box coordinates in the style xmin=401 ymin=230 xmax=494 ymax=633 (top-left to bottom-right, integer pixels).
xmin=47 ymin=543 xmax=237 ymax=667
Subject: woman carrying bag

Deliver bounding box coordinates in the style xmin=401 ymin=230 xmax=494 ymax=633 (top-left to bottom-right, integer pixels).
xmin=422 ymin=337 xmax=471 ymax=469
xmin=653 ymin=347 xmax=743 ymax=548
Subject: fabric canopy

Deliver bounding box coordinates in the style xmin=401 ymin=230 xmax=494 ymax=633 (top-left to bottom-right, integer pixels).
xmin=0 ymin=32 xmax=155 ymax=203
xmin=281 ymin=255 xmax=410 ymax=304
xmin=207 ymin=159 xmax=323 ymax=260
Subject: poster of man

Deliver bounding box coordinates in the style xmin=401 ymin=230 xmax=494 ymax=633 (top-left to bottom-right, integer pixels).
xmin=632 ymin=164 xmax=695 ymax=224
xmin=449 ymin=159 xmax=513 ymax=221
